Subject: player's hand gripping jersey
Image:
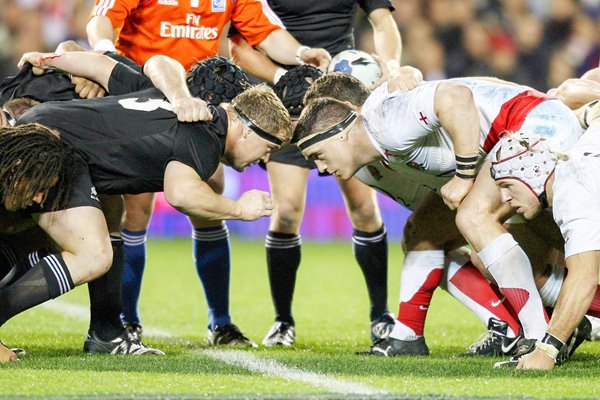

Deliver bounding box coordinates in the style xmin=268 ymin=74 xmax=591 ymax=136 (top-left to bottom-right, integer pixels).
xmin=91 ymin=0 xmax=284 ymax=69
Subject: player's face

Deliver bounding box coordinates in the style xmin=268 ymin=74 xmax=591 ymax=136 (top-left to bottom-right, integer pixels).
xmin=228 ymin=126 xmax=281 ymax=172
xmin=3 ymin=180 xmax=47 ymax=212
xmin=302 ymin=138 xmax=355 ymax=180
xmin=497 ymin=179 xmax=541 ymax=219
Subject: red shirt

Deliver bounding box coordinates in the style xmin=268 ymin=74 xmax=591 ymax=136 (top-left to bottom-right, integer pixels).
xmin=91 ymin=0 xmax=284 ymax=70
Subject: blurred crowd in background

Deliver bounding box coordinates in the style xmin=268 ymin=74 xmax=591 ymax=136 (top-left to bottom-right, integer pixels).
xmin=1 ymin=0 xmax=598 ymax=91
xmin=0 ymin=0 xmax=598 ymax=239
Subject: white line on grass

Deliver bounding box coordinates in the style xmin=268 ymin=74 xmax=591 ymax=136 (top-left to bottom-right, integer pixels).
xmin=202 ymin=349 xmax=387 ymax=396
xmin=40 ymin=299 xmax=172 ymax=337
xmin=42 ymin=299 xmax=387 ymax=396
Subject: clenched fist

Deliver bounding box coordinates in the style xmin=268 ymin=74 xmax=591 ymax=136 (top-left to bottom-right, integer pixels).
xmin=237 ymin=190 xmax=275 ymax=221
xmin=171 ymin=97 xmax=212 ymax=122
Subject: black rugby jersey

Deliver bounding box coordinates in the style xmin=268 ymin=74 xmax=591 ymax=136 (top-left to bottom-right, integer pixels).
xmin=267 ymin=0 xmax=393 ymax=56
xmin=18 ymin=89 xmax=228 ymax=196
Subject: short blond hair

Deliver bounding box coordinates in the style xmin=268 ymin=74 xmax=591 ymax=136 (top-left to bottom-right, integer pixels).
xmin=232 ymin=84 xmax=292 ymax=143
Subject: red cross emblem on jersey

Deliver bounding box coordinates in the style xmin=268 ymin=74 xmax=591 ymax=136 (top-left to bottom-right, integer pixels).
xmin=418 ymin=112 xmax=428 ymax=125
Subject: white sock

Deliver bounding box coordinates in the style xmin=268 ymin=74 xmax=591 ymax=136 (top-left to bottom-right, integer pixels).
xmin=478 ymin=233 xmax=548 ymax=340
xmin=539 ymin=263 xmax=565 ymax=307
xmin=442 ymin=249 xmax=518 ymax=337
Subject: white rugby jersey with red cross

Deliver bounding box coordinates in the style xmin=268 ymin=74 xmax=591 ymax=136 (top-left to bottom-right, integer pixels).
xmin=358 ymin=78 xmax=583 ymax=193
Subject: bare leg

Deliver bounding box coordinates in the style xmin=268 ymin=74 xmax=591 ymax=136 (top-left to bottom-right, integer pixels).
xmin=456 ymin=160 xmax=548 ymax=340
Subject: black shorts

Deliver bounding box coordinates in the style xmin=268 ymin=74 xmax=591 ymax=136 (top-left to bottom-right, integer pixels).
xmin=24 ymin=154 xmax=101 ymax=215
xmin=268 ymin=143 xmax=316 ymax=169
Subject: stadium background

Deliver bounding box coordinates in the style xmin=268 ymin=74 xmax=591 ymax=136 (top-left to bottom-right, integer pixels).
xmin=0 ymin=0 xmax=597 ymax=240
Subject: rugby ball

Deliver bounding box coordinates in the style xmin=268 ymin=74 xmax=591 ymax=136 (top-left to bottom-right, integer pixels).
xmin=327 ymin=49 xmax=382 ymax=87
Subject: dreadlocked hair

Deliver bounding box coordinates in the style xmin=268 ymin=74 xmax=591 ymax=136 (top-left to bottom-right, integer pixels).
xmin=0 ymin=123 xmax=75 ymax=211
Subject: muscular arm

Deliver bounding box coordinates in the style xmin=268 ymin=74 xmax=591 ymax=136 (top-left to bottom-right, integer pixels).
xmin=518 ymin=250 xmax=599 ymax=370
xmin=257 ymin=30 xmax=330 ymax=70
xmin=231 ymin=30 xmax=330 ymax=83
xmin=554 ymin=78 xmax=600 ymax=110
xmin=548 ymin=251 xmax=599 ymax=342
xmin=368 ymin=8 xmax=401 ymax=68
xmin=368 ymin=8 xmax=423 ymax=91
xmin=229 ymin=34 xmax=282 ymax=84
xmin=18 ymin=51 xmax=118 ymax=91
xmin=163 ymin=161 xmax=274 ymax=221
xmin=143 ymin=55 xmax=211 ymax=121
xmin=435 ymin=82 xmax=481 ymax=209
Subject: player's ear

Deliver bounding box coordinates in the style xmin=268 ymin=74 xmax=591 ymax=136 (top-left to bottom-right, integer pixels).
xmin=241 ymin=125 xmax=251 ymax=139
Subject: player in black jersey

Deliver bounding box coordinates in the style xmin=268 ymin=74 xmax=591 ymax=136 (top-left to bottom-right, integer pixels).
xmin=228 ymin=0 xmax=417 ymax=346
xmin=13 ymin=52 xmax=264 ymax=348
xmin=0 ymin=123 xmax=77 ymax=362
xmin=0 ymin=51 xmax=291 ymax=356
xmin=0 ymin=49 xmax=207 ymax=356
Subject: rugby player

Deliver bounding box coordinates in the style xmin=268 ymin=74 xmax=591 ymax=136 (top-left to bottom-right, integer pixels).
xmin=0 ymin=51 xmax=290 ymax=357
xmin=490 ymin=106 xmax=600 ymax=369
xmin=87 ymin=0 xmax=330 ymax=345
xmin=295 ymin=73 xmax=584 ymax=356
xmin=227 ymin=0 xmax=421 ymax=347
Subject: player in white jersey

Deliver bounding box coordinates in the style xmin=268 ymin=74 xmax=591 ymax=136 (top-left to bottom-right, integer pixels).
xmin=302 ymin=74 xmax=540 ymax=356
xmin=490 ymin=101 xmax=600 ymax=369
xmin=296 ymin=74 xmax=584 ymax=356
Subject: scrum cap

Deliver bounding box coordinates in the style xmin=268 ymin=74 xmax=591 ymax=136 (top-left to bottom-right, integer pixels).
xmin=274 ymin=65 xmax=323 ymax=118
xmin=187 ymin=56 xmax=250 ymax=105
xmin=490 ymin=132 xmax=558 ymax=208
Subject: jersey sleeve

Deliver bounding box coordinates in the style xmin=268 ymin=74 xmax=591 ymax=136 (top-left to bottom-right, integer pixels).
xmin=104 ymin=51 xmax=142 ymax=72
xmin=170 ymin=125 xmax=223 ymax=181
xmin=364 ymin=82 xmax=441 ymax=152
xmin=107 ymin=63 xmax=153 ymax=95
xmin=89 ymin=0 xmax=140 ymax=29
xmin=359 ymin=0 xmax=394 ymax=15
xmin=230 ymin=0 xmax=285 ymax=47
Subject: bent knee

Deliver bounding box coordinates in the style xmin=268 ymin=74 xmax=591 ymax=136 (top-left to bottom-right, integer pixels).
xmin=270 ymin=202 xmax=303 ymax=233
xmin=347 ymin=200 xmax=381 ymax=231
xmin=455 ymin=203 xmax=483 ymax=236
xmin=86 ymin=243 xmax=114 ymax=280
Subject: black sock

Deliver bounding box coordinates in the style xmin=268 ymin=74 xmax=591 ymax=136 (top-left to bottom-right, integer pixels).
xmin=0 ymin=254 xmax=73 ymax=326
xmin=88 ymin=236 xmax=125 ymax=340
xmin=0 ymin=248 xmax=50 ymax=288
xmin=353 ymin=225 xmax=389 ymax=321
xmin=266 ymin=231 xmax=301 ymax=325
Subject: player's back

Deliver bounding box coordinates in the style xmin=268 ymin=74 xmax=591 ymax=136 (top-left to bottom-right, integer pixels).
xmin=450 ymin=78 xmax=536 ymax=133
xmin=17 ymin=89 xmax=227 ymax=194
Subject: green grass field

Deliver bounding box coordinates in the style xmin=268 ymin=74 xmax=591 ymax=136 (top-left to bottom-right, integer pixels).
xmin=1 ymin=238 xmax=599 ymax=399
